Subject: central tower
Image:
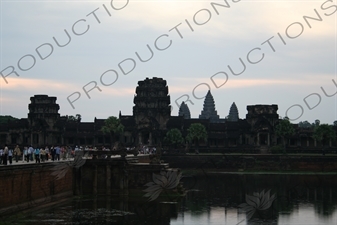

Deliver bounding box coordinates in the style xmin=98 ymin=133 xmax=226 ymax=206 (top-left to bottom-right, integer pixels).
xmin=133 ymin=77 xmax=171 ymax=145
xmin=199 ymin=90 xmax=219 ymax=123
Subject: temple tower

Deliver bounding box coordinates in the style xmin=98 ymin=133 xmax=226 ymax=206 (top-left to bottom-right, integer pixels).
xmin=27 ymin=95 xmax=60 ymax=145
xmin=246 ymin=105 xmax=279 ymax=148
xmin=199 ymin=90 xmax=219 ymax=123
xmin=28 ymin=95 xmax=60 ymax=126
xmin=178 ymin=101 xmax=191 ymax=119
xmin=227 ymin=102 xmax=239 ymax=122
xmin=133 ymin=77 xmax=171 ymax=145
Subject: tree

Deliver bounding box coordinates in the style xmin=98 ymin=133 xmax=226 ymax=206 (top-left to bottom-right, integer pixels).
xmin=312 ymin=119 xmax=320 ymax=127
xmin=186 ymin=123 xmax=208 ymax=154
xmin=313 ymin=124 xmax=336 ymax=147
xmin=298 ymin=120 xmax=311 ymax=129
xmin=164 ymin=128 xmax=184 ymax=150
xmin=333 ymin=120 xmax=337 ymax=127
xmin=275 ymin=117 xmax=295 ymax=153
xmin=68 ymin=114 xmax=81 ymax=122
xmin=0 ymin=115 xmax=18 ymax=124
xmin=101 ymin=116 xmax=124 ymax=148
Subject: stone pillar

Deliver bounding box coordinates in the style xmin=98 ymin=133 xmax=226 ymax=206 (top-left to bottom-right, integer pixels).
xmin=106 ymin=165 xmax=111 ymax=195
xmin=307 ymin=138 xmax=309 ymax=147
xmin=73 ymin=168 xmax=79 ymax=195
xmin=257 ymin=133 xmax=260 ymax=146
xmin=314 ymin=189 xmax=317 ymax=201
xmin=30 ymin=133 xmax=33 ymax=146
xmin=138 ymin=133 xmax=142 ymax=145
xmin=119 ymin=165 xmax=124 ymax=190
xmin=93 ymin=165 xmax=98 ymax=195
xmin=149 ymin=132 xmax=152 ymax=146
xmin=267 ymin=133 xmax=270 ymax=146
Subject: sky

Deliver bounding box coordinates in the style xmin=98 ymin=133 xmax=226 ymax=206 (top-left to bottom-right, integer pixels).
xmin=0 ymin=0 xmax=336 ymax=124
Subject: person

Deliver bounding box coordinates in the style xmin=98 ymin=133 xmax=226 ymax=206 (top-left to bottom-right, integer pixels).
xmin=51 ymin=146 xmax=55 ymax=161
xmin=14 ymin=145 xmax=21 ymax=162
xmin=40 ymin=148 xmax=46 ymax=162
xmin=3 ymin=144 xmax=8 ymax=165
xmin=23 ymin=147 xmax=28 ymax=162
xmin=55 ymin=146 xmax=60 ymax=161
xmin=8 ymin=147 xmax=13 ymax=165
xmin=61 ymin=146 xmax=66 ymax=160
xmin=27 ymin=146 xmax=33 ymax=162
xmin=45 ymin=146 xmax=49 ymax=161
xmin=0 ymin=148 xmax=3 ymax=165
xmin=34 ymin=147 xmax=40 ymax=163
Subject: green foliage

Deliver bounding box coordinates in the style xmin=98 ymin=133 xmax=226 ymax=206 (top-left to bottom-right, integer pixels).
xmin=101 ymin=116 xmax=124 ymax=135
xmin=298 ymin=120 xmax=312 ymax=129
xmin=68 ymin=114 xmax=81 ymax=122
xmin=334 ymin=120 xmax=337 ymax=127
xmin=270 ymin=145 xmax=283 ymax=154
xmin=310 ymin=119 xmax=320 ymax=127
xmin=275 ymin=117 xmax=295 ymax=138
xmin=275 ymin=117 xmax=295 ymax=153
xmin=186 ymin=123 xmax=208 ymax=143
xmin=313 ymin=124 xmax=336 ymax=145
xmin=164 ymin=128 xmax=184 ymax=146
xmin=0 ymin=115 xmax=18 ymax=124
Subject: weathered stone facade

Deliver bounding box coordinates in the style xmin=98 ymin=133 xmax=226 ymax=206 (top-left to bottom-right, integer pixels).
xmin=132 ymin=77 xmax=171 ymax=146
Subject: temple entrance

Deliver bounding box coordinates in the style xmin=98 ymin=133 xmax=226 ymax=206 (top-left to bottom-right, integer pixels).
xmin=258 ymin=133 xmax=270 ymax=154
xmin=259 ymin=133 xmax=268 ymax=146
xmin=143 ymin=132 xmax=149 ymax=145
xmin=139 ymin=131 xmax=152 ymax=145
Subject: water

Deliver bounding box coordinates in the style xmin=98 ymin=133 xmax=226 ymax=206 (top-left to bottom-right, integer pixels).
xmin=4 ymin=173 xmax=337 ymax=225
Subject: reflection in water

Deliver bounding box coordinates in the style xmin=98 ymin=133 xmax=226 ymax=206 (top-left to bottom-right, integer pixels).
xmin=5 ymin=173 xmax=337 ymax=225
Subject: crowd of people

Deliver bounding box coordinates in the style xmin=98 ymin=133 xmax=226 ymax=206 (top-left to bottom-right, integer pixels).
xmin=0 ymin=144 xmax=158 ymax=165
xmin=0 ymin=145 xmax=85 ymax=165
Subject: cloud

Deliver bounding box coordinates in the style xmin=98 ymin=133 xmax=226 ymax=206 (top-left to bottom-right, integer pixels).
xmin=0 ymin=77 xmax=136 ymax=96
xmin=168 ymin=74 xmax=334 ymax=94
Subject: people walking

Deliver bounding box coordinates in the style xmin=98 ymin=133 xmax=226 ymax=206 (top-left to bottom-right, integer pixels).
xmin=61 ymin=146 xmax=66 ymax=160
xmin=27 ymin=146 xmax=33 ymax=162
xmin=34 ymin=148 xmax=40 ymax=163
xmin=55 ymin=146 xmax=60 ymax=161
xmin=0 ymin=148 xmax=3 ymax=165
xmin=45 ymin=146 xmax=49 ymax=161
xmin=3 ymin=144 xmax=8 ymax=165
xmin=8 ymin=147 xmax=13 ymax=165
xmin=51 ymin=146 xmax=55 ymax=161
xmin=23 ymin=147 xmax=28 ymax=162
xmin=14 ymin=145 xmax=21 ymax=162
xmin=40 ymin=148 xmax=46 ymax=162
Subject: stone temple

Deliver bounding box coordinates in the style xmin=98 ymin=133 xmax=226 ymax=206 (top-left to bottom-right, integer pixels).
xmin=178 ymin=102 xmax=191 ymax=120
xmin=199 ymin=90 xmax=220 ymax=123
xmin=0 ymin=77 xmax=336 ymax=153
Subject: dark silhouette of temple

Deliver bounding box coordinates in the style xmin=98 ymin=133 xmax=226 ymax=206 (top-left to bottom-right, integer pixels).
xmin=1 ymin=77 xmax=336 ymax=153
xmin=178 ymin=102 xmax=191 ymax=119
xmin=199 ymin=90 xmax=221 ymax=123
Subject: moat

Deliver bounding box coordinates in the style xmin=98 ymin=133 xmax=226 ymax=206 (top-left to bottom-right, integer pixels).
xmin=3 ymin=173 xmax=337 ymax=225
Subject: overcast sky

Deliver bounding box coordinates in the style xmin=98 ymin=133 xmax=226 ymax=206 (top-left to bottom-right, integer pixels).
xmin=0 ymin=0 xmax=336 ymax=124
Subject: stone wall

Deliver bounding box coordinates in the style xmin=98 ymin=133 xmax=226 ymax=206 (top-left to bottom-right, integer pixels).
xmin=0 ymin=163 xmax=72 ymax=215
xmin=76 ymin=158 xmax=170 ymax=196
xmin=161 ymin=155 xmax=337 ymax=171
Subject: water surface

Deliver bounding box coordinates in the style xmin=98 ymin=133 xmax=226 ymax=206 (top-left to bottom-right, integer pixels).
xmin=5 ymin=173 xmax=337 ymax=225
